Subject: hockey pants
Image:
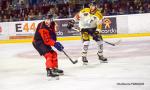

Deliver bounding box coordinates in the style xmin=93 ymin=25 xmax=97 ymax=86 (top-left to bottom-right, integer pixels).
xmin=44 ymin=51 xmax=58 ymax=69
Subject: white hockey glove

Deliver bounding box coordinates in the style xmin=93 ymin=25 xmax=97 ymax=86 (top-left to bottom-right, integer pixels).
xmin=96 ymin=29 xmax=102 ymax=34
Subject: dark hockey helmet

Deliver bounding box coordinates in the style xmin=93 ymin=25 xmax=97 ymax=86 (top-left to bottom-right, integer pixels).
xmin=46 ymin=14 xmax=54 ymax=20
xmin=45 ymin=14 xmax=54 ymax=25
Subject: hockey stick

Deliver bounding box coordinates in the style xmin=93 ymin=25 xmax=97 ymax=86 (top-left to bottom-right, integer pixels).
xmin=71 ymin=28 xmax=121 ymax=46
xmin=103 ymin=40 xmax=121 ymax=46
xmin=62 ymin=50 xmax=78 ymax=64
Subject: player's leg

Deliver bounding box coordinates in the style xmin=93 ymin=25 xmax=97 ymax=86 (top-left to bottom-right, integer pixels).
xmin=52 ymin=51 xmax=64 ymax=75
xmin=33 ymin=42 xmax=59 ymax=77
xmin=44 ymin=52 xmax=59 ymax=77
xmin=81 ymin=30 xmax=90 ymax=64
xmin=92 ymin=31 xmax=107 ymax=62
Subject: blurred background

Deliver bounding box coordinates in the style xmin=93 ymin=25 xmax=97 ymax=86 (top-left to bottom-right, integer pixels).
xmin=0 ymin=0 xmax=150 ymax=22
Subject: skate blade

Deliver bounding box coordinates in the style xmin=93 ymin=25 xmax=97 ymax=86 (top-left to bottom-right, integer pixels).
xmin=58 ymin=73 xmax=64 ymax=76
xmin=47 ymin=76 xmax=59 ymax=81
xmin=100 ymin=60 xmax=108 ymax=63
xmin=83 ymin=62 xmax=88 ymax=65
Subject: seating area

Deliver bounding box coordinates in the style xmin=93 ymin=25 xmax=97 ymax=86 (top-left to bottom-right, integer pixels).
xmin=0 ymin=0 xmax=150 ymax=22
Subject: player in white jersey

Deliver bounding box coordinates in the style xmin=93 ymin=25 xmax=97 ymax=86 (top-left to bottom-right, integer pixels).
xmin=68 ymin=1 xmax=107 ymax=64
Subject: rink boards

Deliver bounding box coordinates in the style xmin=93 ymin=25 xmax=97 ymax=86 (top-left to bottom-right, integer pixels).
xmin=0 ymin=33 xmax=150 ymax=44
xmin=0 ymin=13 xmax=150 ymax=44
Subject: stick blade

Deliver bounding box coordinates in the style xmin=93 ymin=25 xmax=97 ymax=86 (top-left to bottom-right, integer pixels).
xmin=114 ymin=39 xmax=122 ymax=45
xmin=73 ymin=60 xmax=78 ymax=64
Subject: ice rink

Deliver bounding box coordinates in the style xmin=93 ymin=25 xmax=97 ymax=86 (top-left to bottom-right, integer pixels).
xmin=0 ymin=36 xmax=150 ymax=90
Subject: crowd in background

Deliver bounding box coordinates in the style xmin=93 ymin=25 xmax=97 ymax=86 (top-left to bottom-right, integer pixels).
xmin=0 ymin=0 xmax=150 ymax=22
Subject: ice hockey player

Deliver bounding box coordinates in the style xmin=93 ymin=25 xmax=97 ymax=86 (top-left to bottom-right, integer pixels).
xmin=68 ymin=1 xmax=107 ymax=65
xmin=32 ymin=14 xmax=64 ymax=78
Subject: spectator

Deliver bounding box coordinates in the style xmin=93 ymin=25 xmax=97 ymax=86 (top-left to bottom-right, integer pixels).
xmin=125 ymin=1 xmax=131 ymax=14
xmin=47 ymin=8 xmax=55 ymax=15
xmin=24 ymin=14 xmax=30 ymax=21
xmin=118 ymin=8 xmax=125 ymax=15
xmin=110 ymin=8 xmax=117 ymax=15
xmin=138 ymin=6 xmax=144 ymax=13
xmin=102 ymin=3 xmax=111 ymax=16
xmin=145 ymin=3 xmax=150 ymax=13
xmin=9 ymin=15 xmax=13 ymax=22
xmin=1 ymin=10 xmax=5 ymax=18
xmin=59 ymin=6 xmax=69 ymax=18
xmin=129 ymin=6 xmax=135 ymax=14
xmin=0 ymin=16 xmax=2 ymax=22
xmin=1 ymin=0 xmax=8 ymax=10
xmin=28 ymin=9 xmax=36 ymax=20
xmin=3 ymin=15 xmax=9 ymax=22
xmin=0 ymin=0 xmax=150 ymax=22
xmin=12 ymin=13 xmax=19 ymax=21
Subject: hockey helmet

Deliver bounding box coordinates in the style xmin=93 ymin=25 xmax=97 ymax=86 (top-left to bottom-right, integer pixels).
xmin=89 ymin=0 xmax=97 ymax=7
xmin=46 ymin=14 xmax=54 ymax=20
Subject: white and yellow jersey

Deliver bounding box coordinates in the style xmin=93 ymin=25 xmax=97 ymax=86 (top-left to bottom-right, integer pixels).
xmin=74 ymin=8 xmax=103 ymax=30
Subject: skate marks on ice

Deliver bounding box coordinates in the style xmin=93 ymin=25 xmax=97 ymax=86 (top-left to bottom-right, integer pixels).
xmin=0 ymin=37 xmax=150 ymax=90
xmin=14 ymin=38 xmax=150 ymax=60
xmin=47 ymin=76 xmax=59 ymax=81
xmin=58 ymin=39 xmax=150 ymax=60
xmin=105 ymin=39 xmax=150 ymax=59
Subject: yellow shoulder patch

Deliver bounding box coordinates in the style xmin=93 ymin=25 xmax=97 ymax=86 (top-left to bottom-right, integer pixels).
xmin=95 ymin=10 xmax=103 ymax=19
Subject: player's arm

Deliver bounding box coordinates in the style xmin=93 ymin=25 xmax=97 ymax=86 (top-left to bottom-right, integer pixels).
xmin=96 ymin=12 xmax=103 ymax=32
xmin=67 ymin=8 xmax=87 ymax=29
xmin=73 ymin=8 xmax=88 ymax=21
xmin=74 ymin=12 xmax=80 ymax=21
xmin=38 ymin=29 xmax=56 ymax=46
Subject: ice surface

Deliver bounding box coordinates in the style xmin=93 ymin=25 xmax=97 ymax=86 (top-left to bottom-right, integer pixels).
xmin=0 ymin=37 xmax=150 ymax=90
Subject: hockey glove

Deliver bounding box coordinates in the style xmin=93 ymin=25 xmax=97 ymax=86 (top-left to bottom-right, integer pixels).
xmin=96 ymin=29 xmax=102 ymax=33
xmin=54 ymin=42 xmax=64 ymax=51
xmin=67 ymin=20 xmax=75 ymax=29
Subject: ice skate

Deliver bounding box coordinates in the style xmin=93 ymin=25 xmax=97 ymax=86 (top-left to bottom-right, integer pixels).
xmin=97 ymin=53 xmax=108 ymax=63
xmin=54 ymin=68 xmax=64 ymax=75
xmin=46 ymin=68 xmax=59 ymax=80
xmin=82 ymin=56 xmax=88 ymax=65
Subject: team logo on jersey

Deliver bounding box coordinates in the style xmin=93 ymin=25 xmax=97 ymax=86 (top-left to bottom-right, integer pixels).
xmin=103 ymin=18 xmax=112 ymax=29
